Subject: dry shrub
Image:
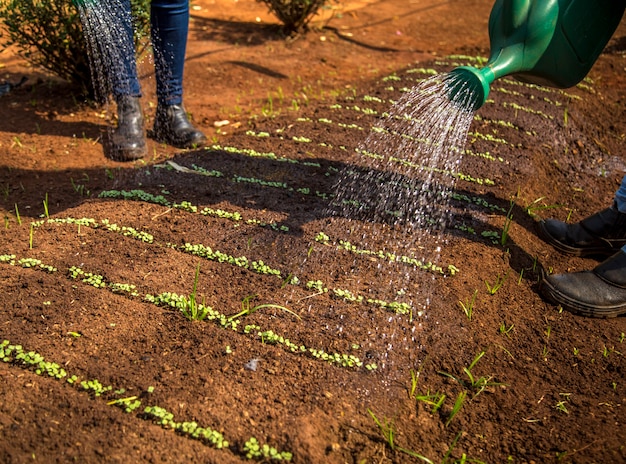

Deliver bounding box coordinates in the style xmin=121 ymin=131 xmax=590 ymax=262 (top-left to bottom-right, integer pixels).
xmin=0 ymin=0 xmax=149 ymax=97
xmin=257 ymin=0 xmax=332 ymax=35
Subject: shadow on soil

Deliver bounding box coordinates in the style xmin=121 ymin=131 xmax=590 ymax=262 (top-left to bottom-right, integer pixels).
xmin=0 ymin=146 xmax=546 ymax=283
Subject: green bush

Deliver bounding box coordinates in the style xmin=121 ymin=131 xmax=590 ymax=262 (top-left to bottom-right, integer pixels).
xmin=0 ymin=0 xmax=150 ymax=97
xmin=257 ymin=0 xmax=333 ymax=35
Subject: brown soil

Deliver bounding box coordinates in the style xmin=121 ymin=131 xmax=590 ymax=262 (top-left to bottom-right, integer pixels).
xmin=2 ymin=1 xmax=626 ymax=463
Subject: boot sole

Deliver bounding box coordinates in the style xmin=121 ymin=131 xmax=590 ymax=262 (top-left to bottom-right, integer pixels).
xmin=540 ymin=276 xmax=626 ymax=318
xmin=536 ymin=220 xmax=621 ymax=258
xmin=108 ymin=146 xmax=147 ymax=161
xmin=103 ymin=134 xmax=147 ymax=161
xmin=149 ymin=131 xmax=207 ymax=149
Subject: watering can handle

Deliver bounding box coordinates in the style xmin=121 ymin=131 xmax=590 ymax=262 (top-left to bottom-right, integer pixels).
xmin=449 ymin=0 xmax=626 ymax=110
xmin=486 ymin=0 xmax=559 ymax=81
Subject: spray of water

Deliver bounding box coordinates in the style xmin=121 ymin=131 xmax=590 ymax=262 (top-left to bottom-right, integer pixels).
xmin=332 ymin=73 xmax=476 ymax=233
xmin=305 ymin=72 xmax=479 ymax=366
xmin=74 ymin=0 xmax=138 ymax=104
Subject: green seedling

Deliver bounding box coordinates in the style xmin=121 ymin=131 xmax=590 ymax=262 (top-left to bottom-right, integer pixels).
xmin=523 ymin=196 xmax=561 ymax=219
xmin=458 ymin=289 xmax=478 ymax=320
xmin=485 ymin=273 xmax=507 ymax=295
xmin=228 ymin=294 xmax=300 ymax=321
xmin=70 ymin=176 xmax=90 ymax=197
xmin=415 ymin=390 xmax=446 ymax=413
xmin=14 ymin=203 xmax=21 ymax=225
xmin=261 ymin=92 xmax=274 ymax=117
xmin=180 ymin=263 xmax=208 ymax=321
xmin=501 ymin=202 xmax=514 ymax=246
xmin=29 ymin=223 xmax=34 ymax=249
xmin=409 ymin=368 xmax=420 ymax=398
xmin=42 ymin=193 xmax=49 ymax=218
xmin=441 ymin=432 xmax=465 ymax=463
xmin=367 ymin=409 xmax=433 ymax=462
xmin=481 ymin=230 xmax=500 ymax=244
xmin=107 ymin=396 xmax=142 ymax=413
xmin=367 ymin=409 xmax=395 ymax=450
xmin=242 ymin=436 xmax=291 ymax=461
xmin=143 ymin=405 xmax=229 ymax=449
xmin=555 ymin=393 xmax=571 ymax=414
xmin=545 ymin=324 xmax=552 ymax=339
xmin=499 ymin=322 xmax=514 ymax=338
xmin=281 ymin=273 xmax=299 ymax=288
xmin=80 ymin=379 xmax=113 ymax=397
xmin=445 ymin=391 xmax=467 ymax=427
xmin=440 ymin=350 xmax=502 ymax=398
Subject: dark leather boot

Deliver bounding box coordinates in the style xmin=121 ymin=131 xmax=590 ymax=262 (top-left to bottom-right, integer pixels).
xmin=151 ymin=104 xmax=207 ymax=149
xmin=537 ymin=203 xmax=626 ymax=257
xmin=541 ymin=250 xmax=626 ymax=318
xmin=108 ymin=96 xmax=147 ymax=161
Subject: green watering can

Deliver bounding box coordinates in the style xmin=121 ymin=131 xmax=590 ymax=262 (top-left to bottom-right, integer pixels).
xmin=448 ymin=0 xmax=626 ymax=110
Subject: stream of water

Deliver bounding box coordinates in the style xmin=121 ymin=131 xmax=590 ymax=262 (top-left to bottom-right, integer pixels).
xmin=331 ymin=73 xmax=476 ymax=230
xmin=315 ymin=72 xmax=479 ymax=365
xmin=75 ymin=0 xmax=138 ymax=103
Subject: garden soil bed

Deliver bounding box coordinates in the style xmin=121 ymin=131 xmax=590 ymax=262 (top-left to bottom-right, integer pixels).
xmin=2 ymin=0 xmax=626 ymax=462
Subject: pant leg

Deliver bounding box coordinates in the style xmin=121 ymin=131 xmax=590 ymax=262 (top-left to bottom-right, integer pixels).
xmin=614 ymin=175 xmax=626 ymax=213
xmin=108 ymin=0 xmax=142 ymax=100
xmin=150 ymin=0 xmax=189 ymax=106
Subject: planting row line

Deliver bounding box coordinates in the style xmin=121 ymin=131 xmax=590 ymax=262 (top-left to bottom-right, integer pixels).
xmin=29 ymin=214 xmax=448 ymax=307
xmin=136 ymin=154 xmax=508 ymax=226
xmin=313 ymin=232 xmax=458 ymax=277
xmin=101 ymin=184 xmax=463 ymax=278
xmin=297 ymin=108 xmax=531 ymax=144
xmin=30 ymin=215 xmax=427 ymax=307
xmin=156 ymin=157 xmax=333 ymax=201
xmin=0 ymin=340 xmax=292 ymax=461
xmin=290 ymin=117 xmax=508 ymax=163
xmin=101 ymin=159 xmax=506 ymax=241
xmin=1 ymin=250 xmax=375 ymax=371
xmin=240 ymin=128 xmax=499 ymax=188
xmin=328 ymin=95 xmax=557 ymax=139
xmin=98 ymin=188 xmax=291 ymax=233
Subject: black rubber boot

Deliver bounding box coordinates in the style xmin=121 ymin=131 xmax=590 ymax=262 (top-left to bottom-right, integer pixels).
xmin=540 ymin=250 xmax=626 ymax=318
xmin=108 ymin=96 xmax=147 ymax=161
xmin=537 ymin=203 xmax=626 ymax=257
xmin=151 ymin=104 xmax=207 ymax=149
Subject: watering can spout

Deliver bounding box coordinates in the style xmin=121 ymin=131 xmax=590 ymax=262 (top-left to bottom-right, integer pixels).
xmin=448 ymin=0 xmax=626 ymax=111
xmin=446 ymin=66 xmax=493 ymax=112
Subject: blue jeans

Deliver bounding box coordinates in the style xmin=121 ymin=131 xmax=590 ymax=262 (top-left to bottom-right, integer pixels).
xmin=112 ymin=0 xmax=189 ymax=106
xmin=615 ymin=175 xmax=626 ymax=214
xmin=615 ymin=175 xmax=626 ymax=254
